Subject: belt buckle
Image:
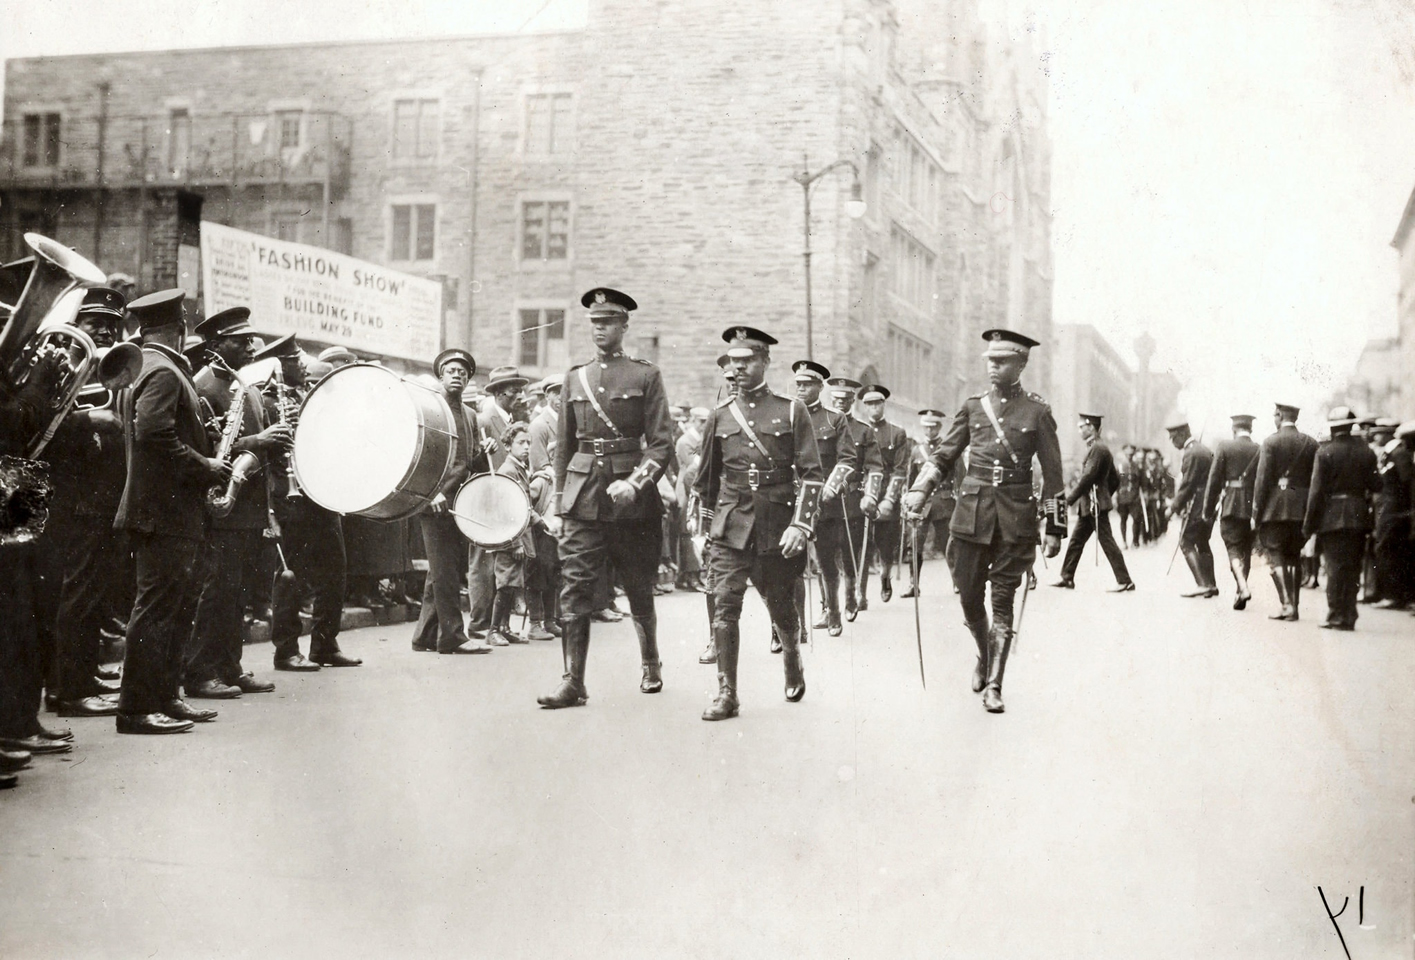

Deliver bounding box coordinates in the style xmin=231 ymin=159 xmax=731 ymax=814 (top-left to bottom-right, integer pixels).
xmin=991 ymin=463 xmax=1004 ymax=487
xmin=747 ymin=464 xmax=760 ymax=490
xmin=1278 ymin=477 xmax=1289 ymax=490
xmin=592 ymin=438 xmax=606 ymax=457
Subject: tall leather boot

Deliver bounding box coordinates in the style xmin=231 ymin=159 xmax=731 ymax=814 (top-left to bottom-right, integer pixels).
xmin=699 ymin=594 xmax=717 ymax=664
xmin=1199 ymin=549 xmax=1218 ymax=594
xmin=1287 ymin=564 xmax=1302 ymax=620
xmin=1180 ymin=545 xmax=1207 ymax=597
xmin=964 ymin=618 xmax=990 ymax=694
xmin=824 ymin=587 xmax=842 ymax=637
xmin=1231 ymin=558 xmax=1252 ymax=610
xmin=858 ymin=564 xmax=872 ymax=611
xmin=702 ymin=622 xmax=740 ymax=721
xmin=844 ymin=573 xmax=859 ymax=622
xmin=982 ymin=623 xmax=1013 ymax=714
xmin=633 ymin=613 xmax=662 ymax=693
xmin=793 ymin=578 xmax=808 ymax=646
xmin=537 ymin=616 xmax=589 ymax=708
xmin=1268 ymin=567 xmax=1294 ymax=620
xmin=779 ymin=607 xmax=806 ymax=702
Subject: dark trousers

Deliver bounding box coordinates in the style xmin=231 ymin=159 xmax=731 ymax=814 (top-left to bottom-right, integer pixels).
xmin=271 ymin=506 xmax=345 ymax=660
xmin=814 ymin=517 xmax=855 ymax=614
xmin=559 ymin=516 xmax=659 ymax=621
xmin=119 ymin=533 xmax=202 ymax=715
xmin=1060 ymin=510 xmax=1131 ymax=585
xmin=1375 ymin=518 xmax=1413 ymax=604
xmin=1179 ymin=515 xmax=1217 ymax=589
xmin=909 ymin=515 xmax=953 ymax=587
xmin=1259 ymin=521 xmax=1305 ymax=567
xmin=467 ymin=545 xmax=495 ymax=629
xmin=414 ymin=513 xmax=469 ymax=650
xmin=529 ymin=528 xmax=560 ymax=622
xmin=55 ymin=517 xmax=125 ymax=700
xmin=709 ymin=537 xmax=807 ymax=633
xmin=1116 ymin=502 xmax=1141 ymax=547
xmin=1220 ymin=517 xmax=1256 ymax=572
xmin=188 ymin=527 xmax=263 ymax=685
xmin=952 ymin=533 xmax=1033 ymax=630
xmin=861 ymin=517 xmax=901 ymax=603
xmin=0 ymin=542 xmax=41 ymax=737
xmin=1320 ymin=531 xmax=1366 ymax=627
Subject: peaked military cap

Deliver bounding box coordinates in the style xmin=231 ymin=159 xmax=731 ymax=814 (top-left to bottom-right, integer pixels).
xmin=825 ymin=376 xmax=862 ymax=393
xmin=126 ymin=288 xmax=186 ymax=332
xmin=918 ymin=408 xmax=947 ymax=425
xmin=194 ymin=307 xmax=255 ymax=341
xmin=721 ymin=326 xmax=778 ymax=358
xmin=253 ymin=333 xmax=300 ymax=362
xmin=1274 ymin=403 xmax=1301 ymax=419
xmin=792 ymin=360 xmax=830 ymax=382
xmin=77 ymin=285 xmax=127 ymax=319
xmin=716 ymin=353 xmax=733 ymax=369
xmin=860 ymin=384 xmax=891 ymax=402
xmin=1079 ymin=412 xmax=1103 ymax=428
xmin=581 ymin=287 xmax=638 ymax=319
xmin=182 ymin=335 xmax=208 ymax=363
xmin=1164 ymin=418 xmax=1190 ymax=433
xmin=981 ymin=328 xmax=1040 ymax=358
xmin=433 ymin=348 xmax=475 ymax=377
xmin=1230 ymin=414 xmax=1256 ymax=428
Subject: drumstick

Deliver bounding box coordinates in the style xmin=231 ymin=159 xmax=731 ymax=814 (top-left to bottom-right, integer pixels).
xmin=449 ymin=510 xmax=498 ymax=530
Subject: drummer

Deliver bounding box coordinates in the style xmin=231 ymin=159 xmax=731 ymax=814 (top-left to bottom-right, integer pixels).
xmin=411 ymin=347 xmax=490 ymax=655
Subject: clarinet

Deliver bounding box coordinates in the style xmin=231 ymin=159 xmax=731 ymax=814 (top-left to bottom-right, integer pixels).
xmin=271 ymin=362 xmax=304 ymax=499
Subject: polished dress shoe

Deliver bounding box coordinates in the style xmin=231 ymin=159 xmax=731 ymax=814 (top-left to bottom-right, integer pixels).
xmin=524 ymin=622 xmax=556 ymax=642
xmin=591 ymin=607 xmax=623 ymax=623
xmin=235 ymin=673 xmax=276 ymax=693
xmin=32 ymin=721 xmax=74 ymax=742
xmin=189 ymin=679 xmax=242 ymax=699
xmin=880 ymin=579 xmax=892 ymax=603
xmin=492 ymin=627 xmax=528 ymax=645
xmin=91 ymin=676 xmax=122 ymax=693
xmin=641 ymin=661 xmax=663 ymax=694
xmin=698 ymin=640 xmax=717 ymax=664
xmin=274 ymin=654 xmax=322 ymax=672
xmin=1107 ymin=582 xmax=1136 ymax=593
xmin=164 ymin=699 xmax=218 ymax=722
xmin=467 ymin=623 xmax=490 ymax=639
xmin=1233 ymin=594 xmax=1250 ymax=610
xmin=116 ymin=713 xmax=193 ymax=735
xmin=486 ymin=630 xmax=510 ymax=647
xmin=0 ymin=748 xmax=32 ymax=772
xmin=311 ymin=651 xmax=363 ymax=667
xmin=56 ymin=696 xmax=119 ymax=718
xmin=96 ymin=664 xmax=121 ymax=681
xmin=1051 ymin=579 xmax=1075 ymax=589
xmin=899 ymin=585 xmax=919 ymax=599
xmin=827 ymin=617 xmax=842 ymax=638
xmin=0 ymin=735 xmax=72 ymax=755
xmin=412 ymin=641 xmax=437 ymax=652
xmin=438 ymin=641 xmax=491 ymax=654
xmin=1319 ymin=620 xmax=1355 ymax=631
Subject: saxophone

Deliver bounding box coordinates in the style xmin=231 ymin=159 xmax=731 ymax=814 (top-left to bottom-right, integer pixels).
xmin=271 ymin=362 xmax=303 ymax=499
xmin=206 ymin=358 xmax=261 ymax=518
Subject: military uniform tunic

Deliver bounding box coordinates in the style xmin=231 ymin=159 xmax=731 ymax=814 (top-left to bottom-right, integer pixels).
xmin=1304 ymin=433 xmax=1379 ymax=627
xmin=1203 ymin=434 xmax=1260 ymax=564
xmin=1253 ymin=425 xmax=1320 ymax=563
xmin=1059 ymin=437 xmax=1131 ymax=585
xmin=808 ymin=401 xmax=878 ymax=616
xmin=1374 ymin=439 xmax=1413 ymax=604
xmin=861 ymin=416 xmax=910 ymax=595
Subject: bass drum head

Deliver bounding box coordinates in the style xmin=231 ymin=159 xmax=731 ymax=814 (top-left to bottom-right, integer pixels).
xmin=453 ymin=473 xmax=530 ymax=548
xmin=293 ymin=365 xmax=420 ymax=515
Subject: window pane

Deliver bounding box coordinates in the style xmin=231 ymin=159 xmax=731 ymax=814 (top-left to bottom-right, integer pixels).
xmin=392 ymin=205 xmax=411 ymax=260
xmin=549 ymin=94 xmax=572 ymax=154
xmin=392 ymin=100 xmax=415 ymax=159
xmin=519 ymin=309 xmax=541 ymax=367
xmin=43 ymin=114 xmax=61 ymax=166
xmin=279 ymin=112 xmax=301 ymax=149
xmin=414 ymin=204 xmax=436 ymax=260
xmin=274 ymin=215 xmax=300 ymax=243
xmin=521 ymin=202 xmax=544 ymax=259
xmin=545 ymin=309 xmax=565 ymax=340
xmin=22 ymin=115 xmax=40 ymax=166
xmin=546 ymin=201 xmax=569 ymax=259
xmin=417 ymin=99 xmax=439 ymax=158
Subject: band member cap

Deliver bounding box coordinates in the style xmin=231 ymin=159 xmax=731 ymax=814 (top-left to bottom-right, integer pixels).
xmin=860 ymin=384 xmax=891 ymax=402
xmin=252 ymin=333 xmax=300 ymax=362
xmin=1079 ymin=412 xmax=1103 ymax=428
xmin=581 ymin=287 xmax=638 ymax=318
xmin=716 ymin=353 xmax=733 ymax=369
xmin=981 ymin=328 xmax=1040 ymax=358
xmin=182 ymin=335 xmax=208 ymax=362
xmin=433 ymin=348 xmax=476 ymax=377
xmin=484 ymin=365 xmax=529 ymax=392
xmin=1230 ymin=414 xmax=1256 ymax=428
xmin=194 ymin=307 xmax=255 ymax=341
xmin=77 ymin=286 xmax=127 ymax=319
xmin=918 ymin=409 xmax=947 ymax=425
xmin=1164 ymin=418 xmax=1190 ymax=433
xmin=721 ymin=325 xmax=778 ymax=358
xmin=791 ymin=360 xmax=830 ymax=382
xmin=825 ymin=377 xmax=862 ymax=392
xmin=539 ymin=375 xmax=564 ymax=394
xmin=126 ymin=289 xmax=186 ymax=332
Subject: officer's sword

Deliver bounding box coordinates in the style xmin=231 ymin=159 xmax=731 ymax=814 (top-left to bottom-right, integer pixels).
xmin=858 ymin=516 xmax=872 ymax=607
xmin=1013 ymin=563 xmax=1034 ymax=651
xmin=910 ymin=518 xmax=925 ymax=689
xmin=841 ymin=502 xmax=860 ymax=614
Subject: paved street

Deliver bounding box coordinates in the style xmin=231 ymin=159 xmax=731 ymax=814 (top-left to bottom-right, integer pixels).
xmin=3 ymin=535 xmax=1413 ymax=959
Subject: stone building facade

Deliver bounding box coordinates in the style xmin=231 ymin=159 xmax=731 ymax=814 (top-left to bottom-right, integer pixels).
xmin=1 ymin=0 xmax=1052 ymax=411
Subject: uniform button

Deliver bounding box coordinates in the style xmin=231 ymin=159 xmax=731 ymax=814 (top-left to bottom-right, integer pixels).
xmin=600 ymin=363 xmax=607 ymax=369
xmin=599 ymin=387 xmax=605 ymax=393
xmin=749 ymin=421 xmax=754 ymax=426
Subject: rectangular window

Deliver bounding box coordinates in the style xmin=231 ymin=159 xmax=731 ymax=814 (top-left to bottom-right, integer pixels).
xmin=277 ymin=111 xmax=302 ymax=150
xmin=518 ymin=307 xmax=568 ymax=368
xmin=168 ymin=108 xmax=191 ymax=174
xmin=524 ymin=93 xmax=574 ymax=154
xmin=520 ymin=200 xmax=571 ymax=261
xmin=21 ymin=112 xmax=61 ymax=168
xmin=892 ymin=125 xmax=942 ymax=221
xmin=886 ymin=324 xmax=932 ymax=404
xmin=392 ymin=98 xmax=440 ymax=160
xmin=272 ymin=213 xmax=301 ymax=243
xmin=390 ymin=203 xmax=436 ymax=261
xmin=889 ymin=225 xmax=936 ymax=315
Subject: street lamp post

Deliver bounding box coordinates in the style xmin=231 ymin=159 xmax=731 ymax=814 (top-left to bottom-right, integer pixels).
xmin=793 ymin=155 xmax=868 ymax=361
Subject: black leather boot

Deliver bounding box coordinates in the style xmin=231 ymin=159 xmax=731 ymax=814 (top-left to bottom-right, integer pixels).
xmin=964 ymin=618 xmax=990 ymax=694
xmin=1287 ymin=564 xmax=1302 ymax=620
xmin=880 ymin=572 xmax=892 ymax=603
xmin=1268 ymin=567 xmax=1294 ymax=620
xmin=699 ymin=594 xmax=718 ymax=663
xmin=770 ymin=624 xmax=783 ymax=654
xmin=1231 ymin=558 xmax=1252 ymax=610
xmin=1199 ymin=550 xmax=1218 ymax=595
xmin=702 ymin=622 xmax=740 ymax=721
xmin=844 ymin=576 xmax=859 ymax=621
xmin=538 ymin=616 xmax=589 ymax=708
xmin=793 ymin=578 xmax=808 ymax=646
xmin=780 ymin=612 xmax=805 ymax=702
xmin=633 ymin=613 xmax=662 ymax=693
xmin=1180 ymin=546 xmax=1208 ymax=597
xmin=982 ymin=623 xmax=1013 ymax=714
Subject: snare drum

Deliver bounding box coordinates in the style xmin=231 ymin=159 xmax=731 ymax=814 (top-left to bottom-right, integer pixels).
xmin=453 ymin=473 xmax=531 ymax=549
xmin=292 ymin=362 xmax=457 ymax=520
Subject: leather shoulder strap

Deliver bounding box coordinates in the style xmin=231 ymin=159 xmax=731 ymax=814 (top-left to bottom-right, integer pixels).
xmin=726 ymin=398 xmax=777 ymax=465
xmin=577 ymin=365 xmax=625 ymax=439
xmin=979 ymin=394 xmax=1020 ymax=466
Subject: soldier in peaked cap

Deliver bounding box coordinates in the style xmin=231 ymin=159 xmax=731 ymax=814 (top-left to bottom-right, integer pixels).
xmin=1253 ymin=403 xmax=1320 ymax=621
xmin=904 ymin=329 xmax=1065 ymax=714
xmin=538 ymin=287 xmax=674 ymax=709
xmin=824 ymin=376 xmax=883 ymax=622
xmin=1202 ymin=414 xmax=1261 ymax=609
xmin=903 ymin=408 xmax=961 ymax=597
xmin=857 ymin=384 xmax=911 ymax=607
xmin=1304 ymin=406 xmax=1380 ymax=630
xmin=1166 ymin=418 xmax=1218 ymax=599
xmin=1055 ymin=413 xmax=1134 ymax=592
xmin=793 ymin=359 xmax=881 ymax=637
xmin=694 ymin=326 xmax=823 ymax=720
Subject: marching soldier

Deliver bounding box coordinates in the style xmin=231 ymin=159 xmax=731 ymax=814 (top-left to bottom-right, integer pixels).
xmin=826 ymin=378 xmax=882 ymax=620
xmin=1252 ymin=403 xmax=1320 ymax=621
xmin=538 ymin=288 xmax=673 ymax=709
xmin=1202 ymin=414 xmax=1261 ymax=609
xmin=694 ymin=327 xmax=823 ymax=720
xmin=903 ymin=409 xmax=959 ymax=598
xmin=1374 ymin=421 xmax=1414 ymax=610
xmin=904 ymin=329 xmax=1066 ymax=714
xmin=857 ymin=385 xmax=910 ymax=607
xmin=1054 ymin=413 xmax=1133 ymax=591
xmin=1304 ymin=407 xmax=1379 ymax=630
xmin=696 ymin=354 xmax=739 ymax=664
xmin=1166 ymin=420 xmax=1218 ymax=598
xmin=1114 ymin=444 xmax=1141 ymax=548
xmin=793 ymin=360 xmax=879 ymax=637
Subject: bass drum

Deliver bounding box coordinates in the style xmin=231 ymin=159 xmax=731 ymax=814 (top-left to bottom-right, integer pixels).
xmin=292 ymin=363 xmax=457 ymax=520
xmin=453 ymin=473 xmax=530 ymax=549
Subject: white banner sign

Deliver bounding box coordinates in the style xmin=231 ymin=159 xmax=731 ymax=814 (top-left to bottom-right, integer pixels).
xmin=199 ymin=221 xmax=442 ymax=362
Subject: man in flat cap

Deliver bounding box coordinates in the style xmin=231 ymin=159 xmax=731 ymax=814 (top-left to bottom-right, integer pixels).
xmin=538 ymin=288 xmax=674 ymax=708
xmin=825 ymin=377 xmax=882 ymax=622
xmin=114 ymin=290 xmax=231 ymax=734
xmin=257 ymin=334 xmax=359 ymax=669
xmin=1252 ymin=403 xmax=1319 ymax=621
xmin=903 ymin=409 xmax=960 ymax=597
xmin=904 ymin=329 xmax=1065 ymax=714
xmin=185 ymin=308 xmax=293 ymax=699
xmin=1373 ymin=420 xmax=1414 ymax=610
xmin=694 ymin=326 xmax=823 ymax=720
xmin=1055 ymin=413 xmax=1133 ymax=591
xmin=1304 ymin=407 xmax=1379 ymax=630
xmin=1202 ymin=414 xmax=1261 ymax=609
xmin=1166 ymin=419 xmax=1218 ymax=599
xmin=857 ymin=384 xmax=911 ymax=608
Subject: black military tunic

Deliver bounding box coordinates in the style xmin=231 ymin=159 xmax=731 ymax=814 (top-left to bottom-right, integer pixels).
xmin=1059 ymin=436 xmax=1131 ymax=586
xmin=1203 ymin=434 xmax=1260 ymax=563
xmin=809 ymin=400 xmax=879 ymax=620
xmin=861 ymin=415 xmax=910 ymax=599
xmin=1304 ymin=433 xmax=1378 ymax=628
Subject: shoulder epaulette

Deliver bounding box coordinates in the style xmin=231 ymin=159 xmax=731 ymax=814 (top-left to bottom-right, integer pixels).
xmin=1028 ymin=392 xmax=1047 ymax=404
xmin=968 ymin=391 xmax=987 ymax=400
xmin=715 ymin=396 xmax=733 ymax=409
xmin=630 ymin=356 xmax=653 ymax=365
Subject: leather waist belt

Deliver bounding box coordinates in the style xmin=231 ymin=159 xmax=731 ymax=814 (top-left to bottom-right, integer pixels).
xmin=1225 ymin=480 xmax=1248 ymax=488
xmin=578 ymin=438 xmax=641 ymax=455
xmin=968 ymin=463 xmax=1033 ymax=487
xmin=724 ymin=465 xmax=794 ymax=489
xmin=1328 ymin=493 xmax=1363 ymax=500
xmin=1275 ymin=478 xmax=1307 ymax=493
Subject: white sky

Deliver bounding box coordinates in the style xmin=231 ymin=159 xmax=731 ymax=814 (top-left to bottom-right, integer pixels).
xmin=4 ymin=0 xmax=1413 ymax=433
